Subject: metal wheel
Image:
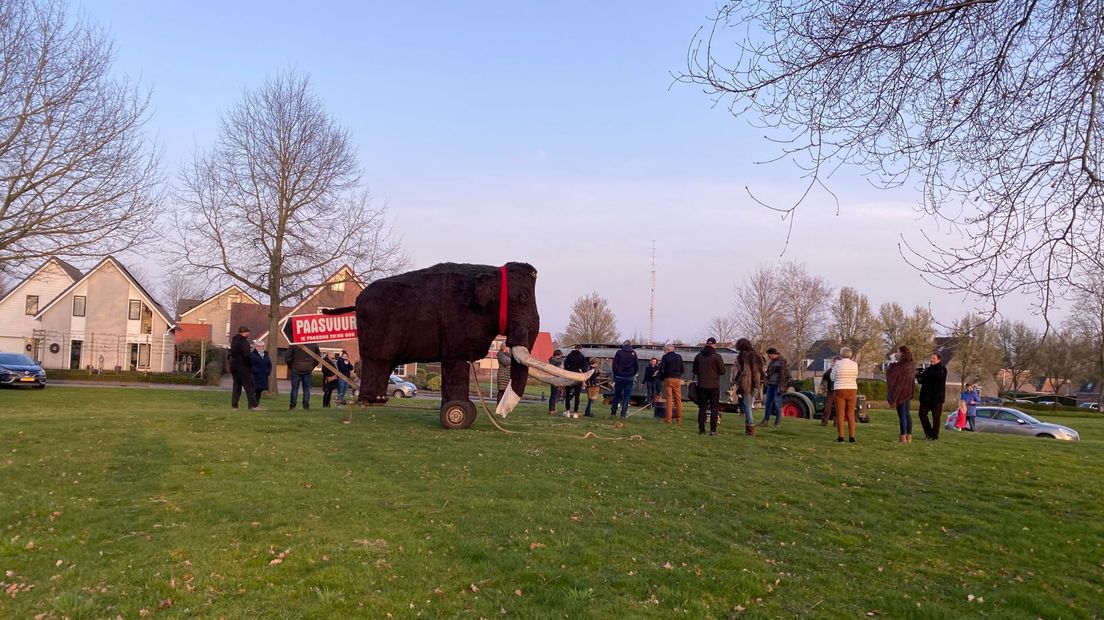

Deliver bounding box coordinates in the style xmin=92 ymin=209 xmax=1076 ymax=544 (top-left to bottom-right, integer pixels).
xmin=392 ymin=389 xmax=404 ymax=399
xmin=781 ymin=393 xmax=814 ymax=419
xmin=440 ymin=400 xmax=476 ymax=429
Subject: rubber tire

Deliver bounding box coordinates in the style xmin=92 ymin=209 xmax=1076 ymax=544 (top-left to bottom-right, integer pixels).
xmin=392 ymin=389 xmax=405 ymax=399
xmin=440 ymin=400 xmax=476 ymax=430
xmin=1037 ymin=433 xmax=1055 ymax=439
xmin=781 ymin=393 xmax=814 ymax=419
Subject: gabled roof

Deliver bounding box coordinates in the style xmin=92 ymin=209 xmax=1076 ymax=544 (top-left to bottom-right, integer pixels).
xmin=34 ymin=256 xmax=175 ymax=328
xmin=178 ymin=285 xmax=261 ymax=320
xmin=0 ymin=256 xmax=83 ymax=307
xmin=255 ymin=265 xmax=363 ymax=342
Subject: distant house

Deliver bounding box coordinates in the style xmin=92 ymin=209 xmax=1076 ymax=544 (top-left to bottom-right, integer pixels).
xmin=1076 ymin=381 xmax=1102 ymax=406
xmin=252 ymin=265 xmax=379 ymax=379
xmin=0 ymin=257 xmax=83 ymax=357
xmin=32 ymin=256 xmax=175 ymax=372
xmin=176 ymin=285 xmax=260 ymax=348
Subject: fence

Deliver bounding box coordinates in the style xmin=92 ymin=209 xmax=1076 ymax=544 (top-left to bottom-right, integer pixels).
xmin=29 ymin=329 xmax=180 ymax=374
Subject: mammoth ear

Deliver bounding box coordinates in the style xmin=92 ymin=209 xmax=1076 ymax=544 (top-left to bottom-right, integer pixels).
xmin=474 ymin=272 xmax=497 ymax=310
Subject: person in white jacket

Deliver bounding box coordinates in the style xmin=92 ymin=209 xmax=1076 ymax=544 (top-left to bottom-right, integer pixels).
xmin=830 ymin=347 xmax=860 ymax=443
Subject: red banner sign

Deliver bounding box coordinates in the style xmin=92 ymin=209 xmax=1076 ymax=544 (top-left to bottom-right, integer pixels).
xmin=282 ymin=312 xmax=357 ymax=344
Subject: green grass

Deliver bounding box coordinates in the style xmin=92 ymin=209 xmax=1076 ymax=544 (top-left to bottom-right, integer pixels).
xmin=1 ymin=388 xmax=1102 ymax=619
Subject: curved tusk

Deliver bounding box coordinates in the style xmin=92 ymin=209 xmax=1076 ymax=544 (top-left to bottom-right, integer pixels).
xmin=527 ymin=366 xmax=582 ymax=387
xmin=495 ymin=383 xmax=521 ymax=416
xmin=511 ymin=346 xmax=594 ymax=383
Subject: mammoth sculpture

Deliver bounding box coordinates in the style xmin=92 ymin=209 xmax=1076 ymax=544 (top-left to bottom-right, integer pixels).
xmin=323 ymin=262 xmax=591 ymax=428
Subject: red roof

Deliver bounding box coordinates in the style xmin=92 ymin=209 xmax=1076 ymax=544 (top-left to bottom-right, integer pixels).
xmin=175 ymin=323 xmax=213 ymax=344
xmin=531 ymin=332 xmax=554 ymax=362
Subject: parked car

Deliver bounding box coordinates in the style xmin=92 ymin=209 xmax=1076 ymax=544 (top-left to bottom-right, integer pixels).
xmin=979 ymin=396 xmax=1002 ymax=405
xmin=1078 ymin=402 xmax=1100 ymax=410
xmin=946 ymin=406 xmax=1079 ymax=441
xmin=388 ymin=374 xmax=417 ymax=398
xmin=1036 ymin=400 xmax=1056 ymax=406
xmin=0 ymin=353 xmax=47 ymax=388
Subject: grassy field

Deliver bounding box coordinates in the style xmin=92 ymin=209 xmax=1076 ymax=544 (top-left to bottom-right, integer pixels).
xmin=1 ymin=387 xmax=1101 ymax=619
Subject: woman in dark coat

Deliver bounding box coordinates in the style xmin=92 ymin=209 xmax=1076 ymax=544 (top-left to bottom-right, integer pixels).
xmin=885 ymin=345 xmax=916 ymax=443
xmin=732 ymin=338 xmax=764 ymax=436
xmin=250 ymin=341 xmax=272 ymax=404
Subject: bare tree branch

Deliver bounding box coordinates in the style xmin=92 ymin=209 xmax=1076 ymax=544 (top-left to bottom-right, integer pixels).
xmin=0 ymin=0 xmax=162 ymax=276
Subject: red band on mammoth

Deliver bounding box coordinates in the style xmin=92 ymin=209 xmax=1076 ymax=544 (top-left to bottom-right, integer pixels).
xmin=499 ymin=265 xmax=508 ymax=336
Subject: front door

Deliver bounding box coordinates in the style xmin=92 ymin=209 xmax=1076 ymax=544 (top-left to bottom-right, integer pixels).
xmin=70 ymin=340 xmax=83 ymax=370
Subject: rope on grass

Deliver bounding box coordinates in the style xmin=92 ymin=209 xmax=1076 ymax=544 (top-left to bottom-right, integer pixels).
xmin=469 ymin=365 xmax=645 ymax=442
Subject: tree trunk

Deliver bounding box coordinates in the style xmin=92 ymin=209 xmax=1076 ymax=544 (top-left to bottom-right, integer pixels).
xmin=267 ymin=293 xmax=282 ymax=396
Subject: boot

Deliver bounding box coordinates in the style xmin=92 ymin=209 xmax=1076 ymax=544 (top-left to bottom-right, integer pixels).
xmin=745 ymin=424 xmax=755 ymax=436
xmin=899 ymin=434 xmax=906 ymax=443
xmin=906 ymin=434 xmax=912 ymax=443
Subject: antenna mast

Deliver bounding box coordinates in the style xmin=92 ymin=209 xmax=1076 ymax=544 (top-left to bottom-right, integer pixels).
xmin=648 ymin=240 xmax=656 ymax=344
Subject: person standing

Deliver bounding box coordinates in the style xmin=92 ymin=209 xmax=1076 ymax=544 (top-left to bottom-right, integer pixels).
xmin=760 ymin=347 xmax=791 ymax=427
xmin=960 ymin=382 xmax=981 ymax=431
xmin=830 ymin=347 xmax=859 ymax=443
xmin=917 ymin=352 xmax=948 ymax=440
xmin=321 ymin=352 xmax=337 ymax=408
xmin=659 ymin=343 xmax=684 ymax=424
xmin=643 ymin=358 xmax=661 ymax=409
xmin=547 ymin=349 xmax=565 ymax=415
xmin=732 ymin=338 xmax=764 ymax=436
xmin=495 ymin=344 xmax=512 ymax=404
xmin=609 ymin=341 xmax=639 ymax=418
xmin=335 ymin=351 xmax=354 ymax=404
xmin=229 ymin=326 xmax=260 ymax=410
xmin=885 ymin=345 xmax=916 ymax=443
xmin=820 ymin=358 xmax=840 ymax=427
xmin=584 ymin=358 xmax=603 ymax=417
xmin=250 ymin=340 xmax=272 ymax=405
xmin=693 ymin=337 xmax=726 ymax=435
xmin=563 ymin=344 xmax=588 ymax=415
xmin=286 ymin=343 xmax=321 ymax=410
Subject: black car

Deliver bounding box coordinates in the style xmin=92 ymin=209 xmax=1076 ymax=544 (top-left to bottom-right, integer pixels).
xmin=0 ymin=353 xmax=47 ymax=388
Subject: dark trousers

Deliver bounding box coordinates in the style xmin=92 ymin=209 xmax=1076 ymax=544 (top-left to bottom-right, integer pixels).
xmin=254 ymin=388 xmax=264 ymax=402
xmin=966 ymin=415 xmax=975 ymax=431
xmin=917 ymin=400 xmax=942 ymax=439
xmin=645 ymin=380 xmax=659 ymax=405
xmin=697 ymin=387 xmax=720 ymax=433
xmin=563 ymin=385 xmax=581 ymax=413
xmin=548 ymin=385 xmax=560 ymax=412
xmin=323 ymin=379 xmax=336 ymax=407
xmin=231 ymin=366 xmax=258 ymax=408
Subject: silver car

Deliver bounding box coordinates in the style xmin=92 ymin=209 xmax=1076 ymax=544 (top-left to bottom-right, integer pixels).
xmin=388 ymin=374 xmax=417 ymax=398
xmin=946 ymin=406 xmax=1080 ymax=441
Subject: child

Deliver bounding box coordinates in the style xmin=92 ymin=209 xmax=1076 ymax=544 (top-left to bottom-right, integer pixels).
xmin=584 ymin=359 xmax=604 ymax=418
xmin=954 ymin=399 xmax=968 ymax=431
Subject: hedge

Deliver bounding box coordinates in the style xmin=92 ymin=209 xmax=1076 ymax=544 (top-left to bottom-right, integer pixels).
xmin=427 ymin=376 xmax=442 ymax=391
xmin=48 ymin=368 xmax=205 ymax=385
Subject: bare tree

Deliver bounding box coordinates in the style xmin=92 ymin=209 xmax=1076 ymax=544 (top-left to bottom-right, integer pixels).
xmin=732 ymin=264 xmax=788 ymax=351
xmin=829 ymin=286 xmax=877 ymax=369
xmin=0 ymin=0 xmax=162 ymax=277
xmin=0 ymin=273 xmax=11 ymax=299
xmin=160 ymin=272 xmax=213 ymax=319
xmin=776 ymin=262 xmax=832 ymax=377
xmin=947 ymin=314 xmax=1001 ymax=390
xmin=1065 ymin=271 xmax=1104 ymax=403
xmin=994 ymin=320 xmax=1041 ymax=393
xmin=680 ymin=1 xmax=1104 ymax=322
xmin=559 ymin=292 xmax=620 ymax=345
xmin=878 ymin=302 xmax=934 ymax=360
xmin=1034 ymin=329 xmax=1082 ymax=398
xmin=704 ymin=314 xmax=740 ymax=347
xmin=171 ymin=71 xmax=406 ymax=392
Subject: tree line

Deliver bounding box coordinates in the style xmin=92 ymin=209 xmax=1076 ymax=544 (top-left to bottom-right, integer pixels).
xmin=560 ymin=262 xmax=1104 ymax=395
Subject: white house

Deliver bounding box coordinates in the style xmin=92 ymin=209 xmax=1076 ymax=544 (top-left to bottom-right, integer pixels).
xmin=0 ymin=257 xmax=83 ymax=357
xmin=33 ymin=256 xmax=176 ymax=372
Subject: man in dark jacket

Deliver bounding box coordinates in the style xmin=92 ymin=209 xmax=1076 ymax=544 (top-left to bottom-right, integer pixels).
xmin=761 ymin=347 xmax=791 ymax=427
xmin=562 ymin=344 xmax=588 ymax=415
xmin=642 ymin=358 xmax=661 ymax=411
xmin=321 ymin=352 xmax=337 ymax=408
xmin=229 ymin=326 xmax=260 ymax=410
xmin=917 ymin=352 xmax=948 ymax=440
xmin=609 ymin=341 xmax=639 ymax=418
xmin=286 ymin=343 xmax=321 ymax=410
xmin=693 ymin=337 xmax=727 ymax=435
xmin=659 ymin=344 xmax=684 ymax=424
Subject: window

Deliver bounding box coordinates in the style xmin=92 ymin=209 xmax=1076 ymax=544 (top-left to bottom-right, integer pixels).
xmin=393 ymin=365 xmax=404 ymax=376
xmin=128 ymin=300 xmax=142 ymax=320
xmin=25 ymin=295 xmax=39 ymax=315
xmin=73 ymin=296 xmax=86 ymax=317
xmin=331 ymin=281 xmax=345 ymax=292
xmin=138 ymin=343 xmax=151 ymax=368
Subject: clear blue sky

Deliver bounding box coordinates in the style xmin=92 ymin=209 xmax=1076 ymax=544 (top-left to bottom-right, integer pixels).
xmin=82 ymin=0 xmax=1043 ymax=341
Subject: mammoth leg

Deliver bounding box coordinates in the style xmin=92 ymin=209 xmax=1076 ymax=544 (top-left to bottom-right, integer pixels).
xmin=440 ymin=359 xmax=472 ymax=405
xmin=357 ymin=358 xmax=392 ymax=404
